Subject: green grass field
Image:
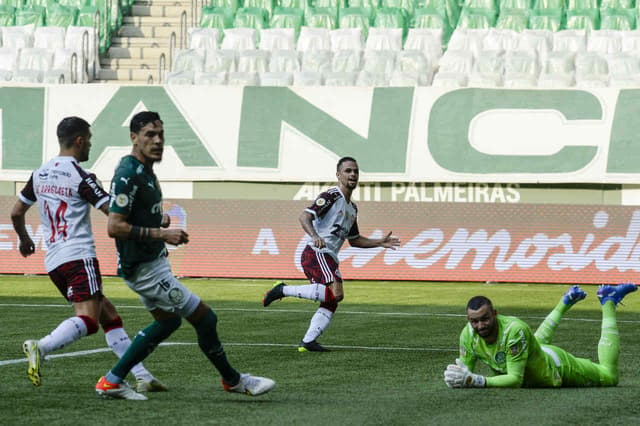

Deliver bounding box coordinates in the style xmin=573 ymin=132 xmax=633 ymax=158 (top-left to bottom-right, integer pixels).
xmin=1 ymin=276 xmax=639 ymax=425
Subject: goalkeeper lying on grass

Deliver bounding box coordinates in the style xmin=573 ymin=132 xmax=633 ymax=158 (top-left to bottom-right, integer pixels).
xmin=444 ymin=283 xmax=637 ymax=388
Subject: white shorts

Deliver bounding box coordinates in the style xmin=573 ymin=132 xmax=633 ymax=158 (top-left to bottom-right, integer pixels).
xmin=124 ymin=256 xmax=200 ymax=317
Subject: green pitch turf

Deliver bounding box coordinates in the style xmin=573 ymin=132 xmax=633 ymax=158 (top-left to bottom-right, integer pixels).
xmin=1 ymin=276 xmax=639 ymax=425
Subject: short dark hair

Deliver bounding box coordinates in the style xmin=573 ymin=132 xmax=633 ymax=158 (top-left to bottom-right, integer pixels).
xmin=56 ymin=116 xmax=90 ymax=149
xmin=337 ymin=156 xmax=357 ymax=172
xmin=466 ymin=296 xmax=493 ymax=311
xmin=130 ymin=111 xmax=162 ymax=133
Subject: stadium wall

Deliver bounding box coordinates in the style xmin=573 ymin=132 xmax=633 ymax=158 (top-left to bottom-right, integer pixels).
xmin=1 ymin=86 xmax=640 ymax=283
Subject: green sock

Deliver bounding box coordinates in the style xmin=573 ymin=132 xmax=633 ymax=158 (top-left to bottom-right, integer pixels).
xmin=534 ymin=300 xmax=570 ymax=344
xmin=111 ymin=317 xmax=181 ymax=380
xmin=598 ymin=301 xmax=619 ymax=379
xmin=194 ymin=309 xmax=240 ymax=385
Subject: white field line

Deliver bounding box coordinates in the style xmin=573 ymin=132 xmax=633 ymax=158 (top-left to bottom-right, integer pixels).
xmin=2 ymin=303 xmax=640 ymax=324
xmin=0 ymin=341 xmax=454 ymax=366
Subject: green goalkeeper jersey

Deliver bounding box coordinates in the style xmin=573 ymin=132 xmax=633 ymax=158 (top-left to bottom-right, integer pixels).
xmin=109 ymin=155 xmax=166 ymax=278
xmin=458 ymin=315 xmax=562 ymax=388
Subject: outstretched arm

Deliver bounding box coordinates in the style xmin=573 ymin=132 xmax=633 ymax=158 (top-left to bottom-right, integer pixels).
xmin=349 ymin=231 xmax=400 ymax=249
xmin=10 ymin=200 xmax=35 ymax=257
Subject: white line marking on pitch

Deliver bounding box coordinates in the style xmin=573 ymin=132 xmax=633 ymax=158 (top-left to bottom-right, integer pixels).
xmin=0 ymin=342 xmax=454 ymax=366
xmin=1 ymin=303 xmax=639 ymax=324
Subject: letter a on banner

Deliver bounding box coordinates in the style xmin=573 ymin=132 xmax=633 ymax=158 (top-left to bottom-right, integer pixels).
xmin=87 ymin=87 xmax=216 ymax=168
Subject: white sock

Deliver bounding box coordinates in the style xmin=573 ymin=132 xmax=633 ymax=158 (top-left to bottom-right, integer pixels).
xmin=105 ymin=327 xmax=152 ymax=381
xmin=302 ymin=307 xmax=333 ymax=343
xmin=38 ymin=316 xmax=88 ymax=355
xmin=283 ymin=284 xmax=329 ymax=302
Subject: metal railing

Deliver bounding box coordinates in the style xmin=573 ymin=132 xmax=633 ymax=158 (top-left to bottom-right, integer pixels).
xmin=158 ymin=52 xmax=166 ymax=84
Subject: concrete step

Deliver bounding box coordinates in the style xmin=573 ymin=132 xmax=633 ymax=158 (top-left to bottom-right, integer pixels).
xmin=123 ymin=15 xmax=195 ymax=26
xmin=133 ymin=0 xmax=193 ymax=6
xmin=100 ymin=57 xmax=163 ymax=69
xmin=111 ymin=37 xmax=167 ymax=48
xmin=130 ymin=4 xmax=192 ymax=18
xmin=97 ymin=67 xmax=162 ymax=82
xmin=90 ymin=79 xmax=157 ymax=85
xmin=104 ymin=46 xmax=170 ymax=59
xmin=118 ymin=24 xmax=184 ymax=38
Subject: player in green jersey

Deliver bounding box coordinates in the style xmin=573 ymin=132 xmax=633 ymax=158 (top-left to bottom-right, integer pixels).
xmin=444 ymin=283 xmax=637 ymax=388
xmin=95 ymin=111 xmax=275 ymax=400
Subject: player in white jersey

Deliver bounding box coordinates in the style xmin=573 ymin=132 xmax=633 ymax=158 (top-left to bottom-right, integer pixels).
xmin=11 ymin=117 xmax=164 ymax=396
xmin=263 ymin=157 xmax=400 ymax=352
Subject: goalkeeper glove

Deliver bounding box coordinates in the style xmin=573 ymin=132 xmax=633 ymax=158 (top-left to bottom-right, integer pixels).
xmin=443 ymin=358 xmax=486 ymax=388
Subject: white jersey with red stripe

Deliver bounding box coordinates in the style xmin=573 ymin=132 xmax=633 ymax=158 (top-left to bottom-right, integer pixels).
xmin=19 ymin=156 xmax=109 ymax=272
xmin=304 ymin=186 xmax=360 ymax=262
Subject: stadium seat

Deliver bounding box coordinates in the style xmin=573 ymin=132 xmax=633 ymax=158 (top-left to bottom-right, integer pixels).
xmin=51 ymin=47 xmax=77 ymax=83
xmin=608 ymin=52 xmax=640 ymax=86
xmin=292 ymin=70 xmax=323 ymax=85
xmin=395 ymin=49 xmax=433 ymax=83
xmin=432 ymin=70 xmax=468 ymax=86
xmin=381 ymin=0 xmax=417 ymax=18
xmin=194 ymin=70 xmax=228 ymax=84
xmin=296 ymin=26 xmax=332 ymax=51
xmin=538 ymin=50 xmax=576 ymax=86
xmin=528 ymin=9 xmax=563 ymax=31
xmin=17 ymin=47 xmax=55 ymax=83
xmin=234 ymin=7 xmax=269 ymax=30
xmin=503 ymin=48 xmax=539 ymax=86
xmin=280 ymin=0 xmax=308 ymax=10
xmin=374 ymin=7 xmax=408 ymax=38
xmin=311 ymin=0 xmax=346 ymax=9
xmin=34 ymin=26 xmax=66 ymax=50
xmin=468 ymin=49 xmax=504 ymax=85
xmin=587 ymin=29 xmax=623 ymax=54
xmin=199 ymin=7 xmax=235 ymax=31
xmin=0 ymin=4 xmax=15 ymax=26
xmin=189 ymin=28 xmax=221 ymax=50
xmin=15 ymin=5 xmax=45 ymax=26
xmin=259 ymin=70 xmax=294 ymax=85
xmin=519 ymin=28 xmax=552 ymax=62
xmin=268 ymin=49 xmax=300 ymax=71
xmin=269 ymin=7 xmax=304 ymax=36
xmin=362 ymin=49 xmax=396 ymax=75
xmin=438 ymin=48 xmax=474 ymax=74
xmin=499 ymin=0 xmax=532 ymax=9
xmin=331 ymin=48 xmax=362 ymax=71
xmin=244 ymin=0 xmax=276 ymax=19
xmin=565 ymin=9 xmax=600 ymax=30
xmin=165 ymin=70 xmax=195 ymax=85
xmin=46 ymin=3 xmax=78 ymax=27
xmin=339 ymin=7 xmax=371 ymax=38
xmin=356 ymin=69 xmax=389 ymax=85
xmin=65 ymin=25 xmax=98 ymax=82
xmin=365 ymin=27 xmax=403 ymax=50
xmin=172 ymin=48 xmax=206 ymax=72
xmin=2 ymin=24 xmax=35 ymax=48
xmin=236 ymin=49 xmax=270 ymax=72
xmin=496 ymin=9 xmax=530 ymax=31
xmin=456 ymin=8 xmax=497 ymax=29
xmin=324 ymin=70 xmax=358 ymax=85
xmin=447 ymin=29 xmax=488 ymax=58
xmin=259 ymin=27 xmax=296 ymax=50
xmin=621 ymin=29 xmax=640 ymax=52
xmin=304 ymin=7 xmax=338 ymax=29
xmin=0 ymin=47 xmax=18 ymax=80
xmin=330 ymin=28 xmax=365 ymax=51
xmin=600 ymin=8 xmax=635 ymax=30
xmin=208 ymin=0 xmax=240 ymax=13
xmin=205 ymin=49 xmax=237 ymax=72
xmin=300 ymin=48 xmax=332 ymax=72
xmin=575 ymin=51 xmax=609 ymax=86
xmin=553 ymin=29 xmax=587 ymax=52
xmin=227 ymin=70 xmax=259 ymax=85
xmin=404 ymin=28 xmax=443 ymax=61
xmin=221 ymin=27 xmax=258 ymax=50
xmin=482 ymin=28 xmax=520 ymax=52
xmin=389 ymin=69 xmax=421 ymax=86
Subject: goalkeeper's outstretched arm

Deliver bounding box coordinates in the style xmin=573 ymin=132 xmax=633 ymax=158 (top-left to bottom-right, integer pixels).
xmin=444 ymin=359 xmax=526 ymax=388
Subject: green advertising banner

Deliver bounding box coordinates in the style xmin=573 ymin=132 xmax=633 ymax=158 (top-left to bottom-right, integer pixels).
xmin=0 ymin=86 xmax=639 ymax=184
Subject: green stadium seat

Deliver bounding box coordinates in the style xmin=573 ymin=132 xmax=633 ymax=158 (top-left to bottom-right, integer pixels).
xmin=0 ymin=0 xmax=22 ymax=8
xmin=529 ymin=8 xmax=563 ymax=30
xmin=15 ymin=5 xmax=45 ymax=26
xmin=499 ymin=0 xmax=531 ymax=9
xmin=305 ymin=6 xmax=338 ymax=28
xmin=381 ymin=0 xmax=417 ymax=18
xmin=349 ymin=0 xmax=380 ymax=21
xmin=46 ymin=3 xmax=78 ymax=27
xmin=311 ymin=0 xmax=347 ymax=8
xmin=413 ymin=7 xmax=453 ymax=42
xmin=208 ymin=0 xmax=240 ymax=13
xmin=600 ymin=0 xmax=633 ymax=8
xmin=496 ymin=9 xmax=530 ymax=30
xmin=280 ymin=0 xmax=307 ymax=10
xmin=243 ymin=0 xmax=275 ymax=19
xmin=457 ymin=7 xmax=497 ymax=28
xmin=199 ymin=6 xmax=235 ymax=30
xmin=0 ymin=4 xmax=15 ymax=25
xmin=565 ymin=8 xmax=600 ymax=30
xmin=270 ymin=6 xmax=304 ymax=36
xmin=600 ymin=7 xmax=635 ymax=29
xmin=234 ymin=7 xmax=269 ymax=30
xmin=566 ymin=0 xmax=599 ymax=10
xmin=339 ymin=7 xmax=371 ymax=37
xmin=76 ymin=6 xmax=106 ymax=52
xmin=58 ymin=0 xmax=89 ymax=9
xmin=374 ymin=7 xmax=408 ymax=38
xmin=532 ymin=0 xmax=564 ymax=9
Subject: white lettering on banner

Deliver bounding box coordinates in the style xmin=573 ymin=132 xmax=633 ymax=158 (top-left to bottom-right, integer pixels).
xmin=252 ymin=228 xmax=280 ymax=255
xmin=3 ymin=224 xmax=48 ymax=252
xmin=290 ymin=210 xmax=640 ymax=273
xmin=0 ymin=224 xmax=13 ymax=250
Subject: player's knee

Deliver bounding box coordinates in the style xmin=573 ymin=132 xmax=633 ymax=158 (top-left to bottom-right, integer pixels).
xmin=320 ymin=300 xmax=338 ymax=313
xmin=157 ymin=316 xmax=182 ymax=339
xmin=101 ymin=315 xmax=123 ymax=333
xmin=78 ymin=315 xmax=99 ymax=335
xmin=194 ymin=309 xmax=218 ymax=334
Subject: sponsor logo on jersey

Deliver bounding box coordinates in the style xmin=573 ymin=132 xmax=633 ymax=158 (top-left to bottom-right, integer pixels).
xmin=115 ymin=193 xmax=128 ymax=207
xmin=168 ymin=288 xmax=185 ymax=304
xmin=315 ymin=198 xmax=326 ymax=206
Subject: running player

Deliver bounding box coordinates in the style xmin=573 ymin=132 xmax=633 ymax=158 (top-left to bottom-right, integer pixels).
xmin=94 ymin=111 xmax=275 ymax=400
xmin=11 ymin=116 xmax=164 ymax=393
xmin=263 ymin=156 xmax=400 ymax=352
xmin=444 ymin=283 xmax=637 ymax=388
